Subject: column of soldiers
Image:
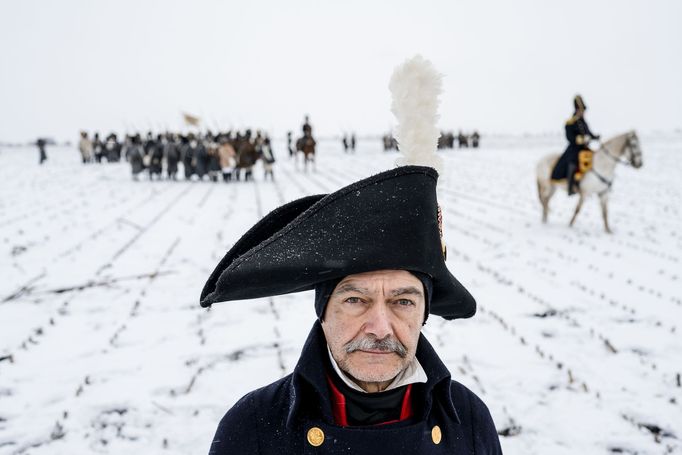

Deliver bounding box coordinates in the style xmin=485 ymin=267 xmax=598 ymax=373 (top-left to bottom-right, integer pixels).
xmin=341 ymin=133 xmax=357 ymax=153
xmin=381 ymin=134 xmax=399 ymax=151
xmin=436 ymin=130 xmax=481 ymax=149
xmin=382 ymin=130 xmax=481 ymax=151
xmin=77 ymin=132 xmax=125 ymax=163
xmin=78 ymin=129 xmax=276 ymax=182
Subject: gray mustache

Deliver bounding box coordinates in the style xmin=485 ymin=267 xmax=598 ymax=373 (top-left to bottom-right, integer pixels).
xmin=344 ymin=336 xmax=407 ymax=358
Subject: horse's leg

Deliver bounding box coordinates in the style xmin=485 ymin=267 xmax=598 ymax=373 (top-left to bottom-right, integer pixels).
xmin=537 ymin=179 xmax=549 ymax=223
xmin=569 ymin=193 xmax=584 ymax=227
xmin=537 ymin=179 xmax=555 ymax=223
xmin=599 ymin=193 xmax=612 ymax=234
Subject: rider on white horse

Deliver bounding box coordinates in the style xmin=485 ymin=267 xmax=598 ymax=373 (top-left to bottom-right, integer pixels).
xmin=550 ymin=95 xmax=600 ymax=195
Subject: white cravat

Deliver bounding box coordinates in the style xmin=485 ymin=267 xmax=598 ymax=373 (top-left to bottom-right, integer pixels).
xmin=327 ymin=346 xmax=428 ymax=393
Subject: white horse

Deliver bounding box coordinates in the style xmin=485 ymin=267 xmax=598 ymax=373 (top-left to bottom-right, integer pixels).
xmin=536 ymin=131 xmax=643 ymax=233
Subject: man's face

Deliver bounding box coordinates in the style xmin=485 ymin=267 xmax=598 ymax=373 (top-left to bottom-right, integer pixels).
xmin=321 ymin=270 xmax=425 ymax=391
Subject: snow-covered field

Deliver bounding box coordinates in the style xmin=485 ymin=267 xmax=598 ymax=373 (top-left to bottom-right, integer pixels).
xmin=1 ymin=135 xmax=681 ymax=454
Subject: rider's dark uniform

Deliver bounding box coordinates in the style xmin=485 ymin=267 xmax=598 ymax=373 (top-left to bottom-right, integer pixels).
xmin=551 ymin=95 xmax=599 ymax=195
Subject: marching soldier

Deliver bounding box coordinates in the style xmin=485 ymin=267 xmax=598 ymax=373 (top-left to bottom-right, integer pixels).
xmin=287 ymin=131 xmax=294 ymax=158
xmin=182 ymin=135 xmax=196 ymax=180
xmin=471 ymin=131 xmax=480 ymax=148
xmin=218 ymin=134 xmax=236 ymax=182
xmin=164 ymin=134 xmax=180 ymax=180
xmin=236 ymin=130 xmax=258 ymax=181
xmin=261 ymin=136 xmax=276 ymax=180
xmin=37 ymin=138 xmax=48 ymax=165
xmin=78 ymin=131 xmax=93 ymax=163
xmin=127 ymin=135 xmax=145 ymax=180
xmin=194 ymin=136 xmax=209 ymax=180
xmin=105 ymin=133 xmax=120 ymax=162
xmin=148 ymin=134 xmax=164 ymax=179
xmin=93 ymin=132 xmax=104 ymax=163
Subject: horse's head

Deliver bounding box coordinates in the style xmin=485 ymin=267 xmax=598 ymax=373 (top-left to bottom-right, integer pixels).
xmin=624 ymin=131 xmax=643 ymax=168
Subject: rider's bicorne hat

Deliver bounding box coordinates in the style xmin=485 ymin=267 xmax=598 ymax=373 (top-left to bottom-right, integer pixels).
xmin=199 ymin=165 xmax=476 ymax=320
xmin=574 ymin=94 xmax=586 ymax=111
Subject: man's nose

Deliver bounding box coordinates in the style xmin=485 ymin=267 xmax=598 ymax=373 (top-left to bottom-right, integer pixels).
xmin=363 ymin=302 xmax=393 ymax=339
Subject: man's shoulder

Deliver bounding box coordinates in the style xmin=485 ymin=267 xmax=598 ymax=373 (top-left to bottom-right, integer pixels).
xmin=223 ymin=373 xmax=295 ymax=418
xmin=447 ymin=379 xmax=495 ymax=423
xmin=211 ymin=374 xmax=296 ymax=453
xmin=253 ymin=373 xmax=294 ymax=399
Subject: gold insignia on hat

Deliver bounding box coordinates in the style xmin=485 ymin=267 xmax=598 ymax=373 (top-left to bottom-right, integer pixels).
xmin=437 ymin=205 xmax=447 ymax=260
xmin=307 ymin=427 xmax=324 ymax=447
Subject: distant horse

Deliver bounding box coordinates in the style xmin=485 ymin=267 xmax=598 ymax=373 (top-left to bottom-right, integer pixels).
xmin=536 ymin=131 xmax=643 ymax=233
xmin=296 ymin=135 xmax=316 ymax=171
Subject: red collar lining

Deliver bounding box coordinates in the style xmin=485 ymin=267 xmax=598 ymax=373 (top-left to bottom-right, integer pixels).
xmin=326 ymin=375 xmax=413 ymax=427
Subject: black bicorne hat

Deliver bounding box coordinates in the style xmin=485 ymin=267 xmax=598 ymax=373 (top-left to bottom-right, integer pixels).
xmin=199 ymin=165 xmax=476 ymax=320
xmin=574 ymin=94 xmax=586 ymax=111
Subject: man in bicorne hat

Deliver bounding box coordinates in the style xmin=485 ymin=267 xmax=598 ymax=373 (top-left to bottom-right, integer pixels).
xmin=551 ymin=95 xmax=600 ymax=195
xmin=200 ymin=164 xmax=502 ymax=454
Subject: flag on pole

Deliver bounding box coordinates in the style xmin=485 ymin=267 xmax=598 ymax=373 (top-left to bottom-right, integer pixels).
xmin=182 ymin=112 xmax=201 ymax=127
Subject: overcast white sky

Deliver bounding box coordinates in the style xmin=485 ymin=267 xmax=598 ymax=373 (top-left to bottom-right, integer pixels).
xmin=1 ymin=0 xmax=680 ymax=142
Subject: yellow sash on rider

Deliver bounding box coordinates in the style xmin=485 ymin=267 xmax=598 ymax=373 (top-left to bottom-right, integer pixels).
xmin=574 ymin=149 xmax=593 ymax=181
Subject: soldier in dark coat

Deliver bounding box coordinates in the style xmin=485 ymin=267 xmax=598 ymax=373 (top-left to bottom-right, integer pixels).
xmin=93 ymin=133 xmax=104 ymax=163
xmin=302 ymin=115 xmax=313 ymax=136
xmin=194 ymin=139 xmax=209 ymax=180
xmin=457 ymin=131 xmax=468 ymax=148
xmin=164 ymin=134 xmax=180 ymax=180
xmin=207 ymin=141 xmax=222 ymax=182
xmin=236 ymin=130 xmax=258 ymax=181
xmin=127 ymin=135 xmax=145 ymax=180
xmin=148 ymin=134 xmax=164 ymax=179
xmin=37 ymin=138 xmax=47 ymax=164
xmin=551 ymin=95 xmax=600 ymax=195
xmin=180 ymin=136 xmax=194 ymax=180
xmin=209 ymin=319 xmax=501 ymax=455
xmin=105 ymin=133 xmax=120 ymax=162
xmin=287 ymin=131 xmax=294 ymax=158
xmin=261 ymin=137 xmax=275 ymax=180
xmin=471 ymin=131 xmax=480 ymax=148
xmin=201 ymin=166 xmax=502 ymax=455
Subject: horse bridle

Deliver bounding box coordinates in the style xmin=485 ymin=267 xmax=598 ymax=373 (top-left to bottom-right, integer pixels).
xmin=589 ymin=134 xmax=638 ymax=195
xmin=597 ymin=134 xmax=637 ymax=167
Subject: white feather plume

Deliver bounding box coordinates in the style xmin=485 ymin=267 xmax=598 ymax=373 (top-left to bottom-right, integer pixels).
xmin=389 ymin=55 xmax=443 ymax=173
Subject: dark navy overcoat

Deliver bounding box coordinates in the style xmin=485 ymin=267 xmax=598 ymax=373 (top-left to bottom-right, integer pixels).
xmin=208 ymin=321 xmax=502 ymax=454
xmin=552 ymin=115 xmax=598 ymax=180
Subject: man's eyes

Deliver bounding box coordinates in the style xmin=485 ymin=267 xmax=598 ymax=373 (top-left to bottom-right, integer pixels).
xmin=341 ymin=297 xmax=416 ymax=306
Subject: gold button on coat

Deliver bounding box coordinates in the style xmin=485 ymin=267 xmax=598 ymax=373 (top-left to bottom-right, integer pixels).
xmin=431 ymin=425 xmax=442 ymax=444
xmin=307 ymin=427 xmax=325 ymax=447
